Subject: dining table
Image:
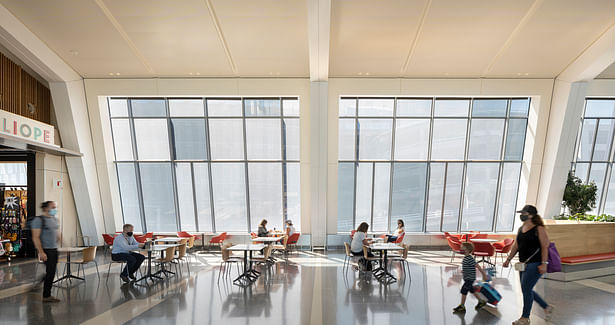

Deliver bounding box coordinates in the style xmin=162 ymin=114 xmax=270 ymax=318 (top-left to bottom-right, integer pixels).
xmin=369 ymin=243 xmax=404 ymax=284
xmin=227 ymin=244 xmax=265 ymax=287
xmin=54 ymin=247 xmax=86 ymax=283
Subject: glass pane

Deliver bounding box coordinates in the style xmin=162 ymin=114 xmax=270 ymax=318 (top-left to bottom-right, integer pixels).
xmin=431 ymin=119 xmax=467 ymax=160
xmin=510 ymin=99 xmax=530 ymax=117
xmin=283 ymin=119 xmax=300 ymax=160
xmin=434 ymin=99 xmax=469 ymax=117
xmin=602 ymin=169 xmax=615 ymax=215
xmin=285 ymin=163 xmax=301 ymax=230
xmin=116 ymin=163 xmax=142 ymax=232
xmin=472 ymin=99 xmax=507 ymax=117
xmin=577 ymin=119 xmax=597 ymax=161
xmin=245 ymin=99 xmax=281 ymax=116
xmin=111 ymin=119 xmax=134 ymax=161
xmin=394 ymin=119 xmax=430 ymax=160
xmin=504 ymin=119 xmax=527 ymax=160
xmin=131 ymin=99 xmax=166 ymax=117
xmin=211 ymin=163 xmax=247 ymax=231
xmin=588 ymin=163 xmax=607 ymax=214
xmin=207 ymin=99 xmax=242 ymax=117
xmin=246 ymin=119 xmax=281 ymax=160
xmin=391 ymin=163 xmax=427 ymax=232
xmin=338 ymin=119 xmax=356 ymax=160
xmin=574 ymin=163 xmax=589 ymax=183
xmin=426 ymin=163 xmax=445 ymax=232
xmin=461 ymin=163 xmax=499 ymax=231
xmin=283 ymin=99 xmax=299 ymax=117
xmin=468 ymin=119 xmax=505 ymax=160
xmin=175 ymin=163 xmax=196 ymax=231
xmin=592 ymin=120 xmax=615 ymax=161
xmin=337 ymin=163 xmax=355 ymax=232
xmin=169 ymin=99 xmax=204 ymax=117
xmin=134 ymin=119 xmax=170 ymax=160
xmin=397 ymin=99 xmax=431 ymax=117
xmin=171 ymin=119 xmax=207 ymax=160
xmin=249 ymin=163 xmax=283 ymax=231
xmin=372 ymin=163 xmax=391 ymax=232
xmin=109 ymin=99 xmax=128 ymax=117
xmin=358 ymin=119 xmax=393 ymax=160
xmin=442 ymin=163 xmax=464 ymax=231
xmin=339 ymin=99 xmax=356 ymax=117
xmin=496 ymin=163 xmax=521 ymax=232
xmin=358 ymin=99 xmax=394 ymax=117
xmin=354 ymin=163 xmax=373 ymax=227
xmin=139 ymin=163 xmax=177 ymax=232
xmin=193 ymin=163 xmax=212 ymax=232
xmin=209 ymin=119 xmax=244 ymax=160
xmin=0 ymin=163 xmax=26 ymax=185
xmin=585 ymin=100 xmax=615 ymax=118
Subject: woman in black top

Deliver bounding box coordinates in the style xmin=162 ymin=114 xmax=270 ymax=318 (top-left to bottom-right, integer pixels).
xmin=257 ymin=219 xmax=270 ymax=237
xmin=503 ymin=205 xmax=553 ymax=325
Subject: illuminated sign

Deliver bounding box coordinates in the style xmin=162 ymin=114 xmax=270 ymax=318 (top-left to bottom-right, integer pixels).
xmin=0 ymin=110 xmax=55 ymax=145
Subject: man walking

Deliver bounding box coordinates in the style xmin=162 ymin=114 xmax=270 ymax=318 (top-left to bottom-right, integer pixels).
xmin=31 ymin=201 xmax=61 ymax=303
xmin=112 ymin=224 xmax=145 ymax=283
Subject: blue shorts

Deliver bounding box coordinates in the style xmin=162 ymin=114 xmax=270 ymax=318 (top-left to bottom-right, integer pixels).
xmin=460 ymin=280 xmax=475 ymax=295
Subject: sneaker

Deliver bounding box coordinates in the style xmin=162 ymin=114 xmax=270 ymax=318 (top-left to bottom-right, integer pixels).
xmin=475 ymin=300 xmax=487 ymax=310
xmin=512 ymin=318 xmax=530 ymax=325
xmin=452 ymin=304 xmax=466 ymax=313
xmin=42 ymin=296 xmax=60 ymax=303
xmin=129 ymin=273 xmax=137 ymax=281
xmin=544 ymin=305 xmax=554 ymax=321
xmin=120 ymin=275 xmax=130 ymax=283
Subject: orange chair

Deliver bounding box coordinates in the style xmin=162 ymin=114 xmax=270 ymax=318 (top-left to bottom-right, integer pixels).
xmin=178 ymin=231 xmax=202 ymax=240
xmin=102 ymin=234 xmax=115 ymax=254
xmin=472 ymin=242 xmax=495 ymax=267
xmin=493 ymin=238 xmax=514 ymax=264
xmin=287 ymin=233 xmax=300 ymax=253
xmin=143 ymin=232 xmax=154 ymax=239
xmin=470 ymin=233 xmax=488 ymax=240
xmin=447 ymin=237 xmax=464 ymax=262
xmin=209 ymin=232 xmax=227 ymax=252
xmin=350 ymin=230 xmax=356 ymax=240
xmin=393 ymin=232 xmax=405 ymax=244
xmin=133 ymin=234 xmax=147 ymax=243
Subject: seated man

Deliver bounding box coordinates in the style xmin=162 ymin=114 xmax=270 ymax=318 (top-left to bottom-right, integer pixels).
xmin=112 ymin=224 xmax=145 ymax=283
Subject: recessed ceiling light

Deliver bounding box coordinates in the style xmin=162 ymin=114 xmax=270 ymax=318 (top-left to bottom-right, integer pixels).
xmin=195 ymin=72 xmax=201 ymax=76
xmin=275 ymin=72 xmax=280 ymax=75
xmin=365 ymin=72 xmax=370 ymax=76
xmin=108 ymin=73 xmax=114 ymax=76
xmin=115 ymin=73 xmax=120 ymax=76
xmin=269 ymin=72 xmax=273 ymax=75
xmin=188 ymin=72 xmax=193 ymax=75
xmin=358 ymin=72 xmax=363 ymax=75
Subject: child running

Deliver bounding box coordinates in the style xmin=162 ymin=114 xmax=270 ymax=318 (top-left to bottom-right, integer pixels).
xmin=453 ymin=242 xmax=488 ymax=313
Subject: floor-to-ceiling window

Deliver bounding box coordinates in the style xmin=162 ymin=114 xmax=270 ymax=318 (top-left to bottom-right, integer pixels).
xmin=338 ymin=97 xmax=529 ymax=233
xmin=108 ymin=97 xmax=300 ymax=232
xmin=571 ymin=99 xmax=615 ymax=215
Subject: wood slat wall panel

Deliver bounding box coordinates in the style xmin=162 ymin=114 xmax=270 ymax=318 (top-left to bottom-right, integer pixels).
xmin=545 ymin=223 xmax=615 ymax=257
xmin=0 ymin=51 xmax=51 ymax=124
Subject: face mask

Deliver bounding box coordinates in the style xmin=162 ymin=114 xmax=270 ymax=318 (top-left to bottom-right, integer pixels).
xmin=126 ymin=232 xmax=133 ymax=237
xmin=49 ymin=209 xmax=57 ymax=216
xmin=520 ymin=214 xmax=529 ymax=222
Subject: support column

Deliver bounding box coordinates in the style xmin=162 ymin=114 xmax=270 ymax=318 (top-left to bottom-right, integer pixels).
xmin=310 ymin=81 xmax=328 ymax=248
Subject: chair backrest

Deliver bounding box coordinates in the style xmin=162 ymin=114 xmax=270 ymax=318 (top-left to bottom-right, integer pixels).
xmin=473 ymin=242 xmax=495 ymax=255
xmin=177 ymin=244 xmax=187 ymax=259
xmin=210 ymin=233 xmax=225 ymax=244
xmin=288 ymin=233 xmax=300 ymax=244
xmin=281 ymin=235 xmax=289 ymax=247
xmin=134 ymin=235 xmax=146 ymax=243
xmin=503 ymin=238 xmax=514 ymax=246
xmin=179 ymin=238 xmax=188 ymax=245
xmin=102 ymin=234 xmax=115 ymax=245
xmin=221 ymin=242 xmax=233 ymax=261
xmin=177 ymin=231 xmax=193 ymax=238
xmin=401 ymin=244 xmax=409 ymax=259
xmin=162 ymin=246 xmax=176 ymax=262
xmin=350 ymin=230 xmax=356 ymax=239
xmin=250 ymin=232 xmax=258 ymax=239
xmin=82 ymin=246 xmax=97 ymax=263
xmin=344 ymin=242 xmax=352 ymax=257
xmin=144 ymin=232 xmax=154 ymax=239
xmin=263 ymin=245 xmax=273 ymax=259
xmin=363 ymin=245 xmax=371 ymax=258
xmin=187 ymin=236 xmax=195 ymax=248
xmin=471 ymin=233 xmax=488 ymax=239
xmin=447 ymin=237 xmax=461 ymax=251
xmin=443 ymin=232 xmax=451 ymax=238
xmin=394 ymin=232 xmax=405 ymax=244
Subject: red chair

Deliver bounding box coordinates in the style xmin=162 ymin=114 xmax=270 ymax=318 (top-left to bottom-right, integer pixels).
xmin=393 ymin=232 xmax=405 ymax=244
xmin=472 ymin=242 xmax=495 ymax=267
xmin=350 ymin=230 xmax=356 ymax=240
xmin=209 ymin=232 xmax=227 ymax=252
xmin=447 ymin=237 xmax=464 ymax=262
xmin=470 ymin=233 xmax=488 ymax=240
xmin=287 ymin=233 xmax=300 ymax=253
xmin=102 ymin=234 xmax=115 ymax=254
xmin=493 ymin=238 xmax=514 ymax=263
xmin=177 ymin=231 xmax=201 ymax=240
xmin=143 ymin=232 xmax=154 ymax=239
xmin=250 ymin=232 xmax=264 ymax=244
xmin=133 ymin=234 xmax=147 ymax=243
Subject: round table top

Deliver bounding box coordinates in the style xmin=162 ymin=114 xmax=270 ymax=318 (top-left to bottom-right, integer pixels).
xmin=469 ymin=238 xmax=499 ymax=243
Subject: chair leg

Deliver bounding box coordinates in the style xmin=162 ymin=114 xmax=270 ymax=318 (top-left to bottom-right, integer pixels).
xmin=106 ymin=262 xmax=112 ymax=283
xmin=94 ymin=261 xmax=100 ymax=279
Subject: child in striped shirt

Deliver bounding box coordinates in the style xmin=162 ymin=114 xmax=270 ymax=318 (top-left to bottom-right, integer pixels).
xmin=453 ymin=242 xmax=488 ymax=313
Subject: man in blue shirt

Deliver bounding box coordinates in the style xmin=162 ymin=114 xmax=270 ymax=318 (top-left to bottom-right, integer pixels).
xmin=112 ymin=224 xmax=145 ymax=283
xmin=31 ymin=201 xmax=61 ymax=303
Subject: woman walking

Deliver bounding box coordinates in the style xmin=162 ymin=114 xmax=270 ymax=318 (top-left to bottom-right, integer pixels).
xmin=503 ymin=205 xmax=554 ymax=324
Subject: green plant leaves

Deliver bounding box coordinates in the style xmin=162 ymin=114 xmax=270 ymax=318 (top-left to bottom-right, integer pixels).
xmin=563 ymin=172 xmax=597 ymax=215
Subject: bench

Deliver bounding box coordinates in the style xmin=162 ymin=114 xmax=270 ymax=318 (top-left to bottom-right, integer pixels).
xmin=561 ymin=252 xmax=615 ymax=265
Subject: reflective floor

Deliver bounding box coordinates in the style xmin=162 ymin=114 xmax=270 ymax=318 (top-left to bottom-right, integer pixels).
xmin=0 ymin=250 xmax=613 ymax=324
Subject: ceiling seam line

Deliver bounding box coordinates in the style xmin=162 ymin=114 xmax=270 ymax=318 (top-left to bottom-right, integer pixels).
xmin=400 ymin=0 xmax=432 ymax=75
xmin=204 ymin=0 xmax=238 ymax=76
xmin=482 ymin=0 xmax=544 ymax=77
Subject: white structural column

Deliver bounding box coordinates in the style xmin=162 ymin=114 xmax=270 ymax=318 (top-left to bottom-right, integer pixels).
xmin=310 ymin=81 xmax=328 ymax=247
xmin=307 ymin=0 xmax=330 ymax=82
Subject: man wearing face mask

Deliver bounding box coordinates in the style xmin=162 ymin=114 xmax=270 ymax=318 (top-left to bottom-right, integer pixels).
xmin=31 ymin=201 xmax=61 ymax=302
xmin=112 ymin=224 xmax=145 ymax=283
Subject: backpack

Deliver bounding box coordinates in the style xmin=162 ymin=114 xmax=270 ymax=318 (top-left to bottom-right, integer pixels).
xmin=26 ymin=216 xmax=46 ymax=231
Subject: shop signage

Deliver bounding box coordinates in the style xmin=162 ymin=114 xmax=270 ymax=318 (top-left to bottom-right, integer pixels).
xmin=0 ymin=110 xmax=55 ymax=145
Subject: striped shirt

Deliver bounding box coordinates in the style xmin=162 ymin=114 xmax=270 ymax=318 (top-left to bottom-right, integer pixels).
xmin=462 ymin=255 xmax=477 ymax=281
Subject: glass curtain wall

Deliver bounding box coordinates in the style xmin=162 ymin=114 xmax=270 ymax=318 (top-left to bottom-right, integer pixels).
xmin=338 ymin=97 xmax=529 ymax=233
xmin=108 ymin=97 xmax=300 ymax=232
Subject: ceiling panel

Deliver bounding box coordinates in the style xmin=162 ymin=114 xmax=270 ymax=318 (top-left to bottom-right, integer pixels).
xmin=102 ymin=0 xmax=234 ymax=77
xmin=597 ymin=61 xmax=615 ymax=79
xmin=404 ymin=0 xmax=535 ymax=78
xmin=211 ymin=0 xmax=309 ymax=77
xmin=330 ymin=0 xmax=427 ymax=77
xmin=486 ymin=0 xmax=615 ymax=78
xmin=0 ymin=0 xmax=151 ymax=77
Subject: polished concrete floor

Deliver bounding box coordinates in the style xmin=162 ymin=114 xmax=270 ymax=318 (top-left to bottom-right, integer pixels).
xmin=0 ymin=249 xmax=613 ymax=324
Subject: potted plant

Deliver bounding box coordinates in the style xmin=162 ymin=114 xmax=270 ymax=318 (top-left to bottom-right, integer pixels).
xmin=562 ymin=172 xmax=597 ymax=216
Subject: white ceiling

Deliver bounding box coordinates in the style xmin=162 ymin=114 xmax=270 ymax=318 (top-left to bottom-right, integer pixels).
xmin=1 ymin=0 xmax=615 ymax=79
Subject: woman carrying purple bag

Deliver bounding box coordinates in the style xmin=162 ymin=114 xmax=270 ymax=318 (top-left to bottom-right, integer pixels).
xmin=503 ymin=205 xmax=554 ymax=325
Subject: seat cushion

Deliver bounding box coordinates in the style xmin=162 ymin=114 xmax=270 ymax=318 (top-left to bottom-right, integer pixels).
xmin=561 ymin=252 xmax=615 ymax=264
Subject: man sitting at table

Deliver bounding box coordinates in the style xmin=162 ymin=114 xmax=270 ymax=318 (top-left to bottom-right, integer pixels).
xmin=112 ymin=224 xmax=145 ymax=283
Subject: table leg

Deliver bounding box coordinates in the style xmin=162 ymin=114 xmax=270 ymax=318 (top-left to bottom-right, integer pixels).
xmin=54 ymin=251 xmax=85 ymax=283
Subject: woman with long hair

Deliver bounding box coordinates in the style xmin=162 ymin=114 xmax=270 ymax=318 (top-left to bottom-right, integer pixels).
xmin=386 ymin=219 xmax=405 ymax=243
xmin=350 ymin=222 xmax=374 ymax=271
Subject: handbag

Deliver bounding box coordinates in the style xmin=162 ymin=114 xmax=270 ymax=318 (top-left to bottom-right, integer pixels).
xmin=547 ymin=242 xmax=562 ymax=273
xmin=514 ymin=248 xmax=540 ymax=272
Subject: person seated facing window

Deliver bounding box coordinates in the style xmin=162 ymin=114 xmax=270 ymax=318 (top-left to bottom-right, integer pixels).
xmin=258 ymin=219 xmax=270 ymax=237
xmin=386 ymin=219 xmax=405 ymax=243
xmin=285 ymin=220 xmax=296 ymax=236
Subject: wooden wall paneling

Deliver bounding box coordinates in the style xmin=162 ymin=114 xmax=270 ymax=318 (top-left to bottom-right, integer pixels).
xmin=1 ymin=53 xmax=22 ymax=114
xmin=545 ymin=223 xmax=615 ymax=257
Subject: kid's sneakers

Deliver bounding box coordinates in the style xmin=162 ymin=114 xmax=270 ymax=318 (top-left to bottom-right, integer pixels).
xmin=452 ymin=304 xmax=466 ymax=313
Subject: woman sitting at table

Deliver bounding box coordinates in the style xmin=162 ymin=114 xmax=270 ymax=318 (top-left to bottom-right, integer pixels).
xmin=285 ymin=220 xmax=296 ymax=236
xmin=350 ymin=222 xmax=374 ymax=271
xmin=386 ymin=219 xmax=405 ymax=243
xmin=258 ymin=219 xmax=270 ymax=237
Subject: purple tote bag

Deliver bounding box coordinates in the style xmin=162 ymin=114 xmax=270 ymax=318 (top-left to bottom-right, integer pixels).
xmin=547 ymin=242 xmax=562 ymax=273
